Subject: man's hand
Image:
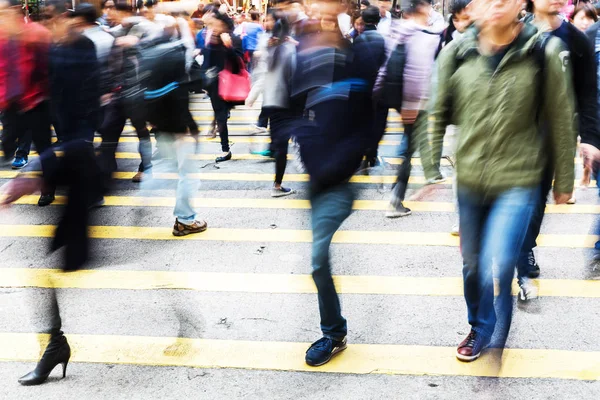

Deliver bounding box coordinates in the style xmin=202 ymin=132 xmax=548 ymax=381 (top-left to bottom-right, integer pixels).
xmin=580 ymin=143 xmax=600 ymax=170
xmin=553 ymin=192 xmax=572 ymax=205
xmin=0 ymin=177 xmax=43 ymax=206
xmin=220 ymin=33 xmax=232 ymax=48
xmin=401 ymin=109 xmax=419 ymax=125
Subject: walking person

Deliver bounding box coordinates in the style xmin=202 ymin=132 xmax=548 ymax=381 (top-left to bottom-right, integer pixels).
xmin=374 ymin=0 xmax=445 ymax=218
xmin=1 ymin=1 xmax=103 ymax=385
xmin=201 ymin=9 xmax=243 ymax=162
xmin=246 ymin=13 xmax=297 ymax=197
xmin=420 ymin=0 xmax=576 ymax=361
xmin=292 ymin=5 xmax=374 ymax=367
xmin=518 ymin=0 xmax=600 ymax=298
xmin=0 ymin=0 xmax=56 ymax=206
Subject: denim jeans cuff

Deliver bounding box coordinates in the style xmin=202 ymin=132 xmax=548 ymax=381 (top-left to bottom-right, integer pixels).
xmin=471 ymin=326 xmax=493 ymax=341
xmin=323 ymin=333 xmax=346 ymax=341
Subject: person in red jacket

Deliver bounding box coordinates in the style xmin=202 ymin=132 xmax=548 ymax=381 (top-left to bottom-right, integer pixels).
xmin=0 ymin=0 xmax=55 ymax=206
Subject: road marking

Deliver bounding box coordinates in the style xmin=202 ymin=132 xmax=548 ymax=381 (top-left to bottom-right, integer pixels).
xmin=0 ymin=151 xmax=454 ymax=166
xmin=1 ymin=268 xmax=598 ymax=297
xmin=0 ymin=224 xmax=595 ymax=247
xmin=1 ymin=332 xmax=598 ymax=380
xmin=9 ymin=195 xmax=599 ymax=214
xmin=0 ymin=171 xmax=594 ymax=188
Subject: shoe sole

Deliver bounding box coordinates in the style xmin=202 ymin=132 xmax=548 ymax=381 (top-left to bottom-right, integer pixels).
xmin=450 ymin=231 xmax=460 ymax=237
xmin=456 ymin=349 xmax=483 ymax=362
xmin=272 ymin=190 xmax=296 ymax=198
xmin=305 ymin=343 xmax=348 ymax=367
xmin=527 ymin=271 xmax=540 ymax=279
xmin=11 ymin=164 xmax=27 ymax=170
xmin=172 ymin=225 xmax=208 ymax=237
xmin=385 ymin=210 xmax=412 ymax=218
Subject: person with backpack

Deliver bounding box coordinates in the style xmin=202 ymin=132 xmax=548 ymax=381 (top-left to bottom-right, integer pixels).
xmin=420 ymin=0 xmax=576 ymax=362
xmin=355 ymin=6 xmax=387 ymax=167
xmin=98 ymin=2 xmax=162 ymax=185
xmin=245 ymin=12 xmax=298 ymax=197
xmin=518 ymin=0 xmax=600 ymax=299
xmin=374 ymin=0 xmax=445 ymax=218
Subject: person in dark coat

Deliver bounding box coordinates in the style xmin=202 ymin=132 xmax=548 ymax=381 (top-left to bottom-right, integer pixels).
xmin=0 ymin=1 xmax=102 ymax=386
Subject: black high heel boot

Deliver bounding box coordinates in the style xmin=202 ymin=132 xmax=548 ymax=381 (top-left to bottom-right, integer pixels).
xmin=19 ymin=332 xmax=71 ymax=386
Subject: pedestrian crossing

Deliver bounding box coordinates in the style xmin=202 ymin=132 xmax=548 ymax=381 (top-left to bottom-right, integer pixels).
xmin=1 ymin=98 xmax=599 ymax=394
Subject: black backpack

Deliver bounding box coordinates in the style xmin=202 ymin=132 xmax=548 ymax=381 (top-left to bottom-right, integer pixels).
xmin=380 ymin=43 xmax=406 ymax=110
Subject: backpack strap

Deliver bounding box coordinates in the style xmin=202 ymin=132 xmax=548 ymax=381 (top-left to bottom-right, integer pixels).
xmin=532 ymin=33 xmax=551 ymax=122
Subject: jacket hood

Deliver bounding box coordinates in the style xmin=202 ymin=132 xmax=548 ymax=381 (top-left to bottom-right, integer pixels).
xmin=395 ymin=19 xmax=446 ymax=44
xmin=454 ymin=23 xmax=542 ymax=62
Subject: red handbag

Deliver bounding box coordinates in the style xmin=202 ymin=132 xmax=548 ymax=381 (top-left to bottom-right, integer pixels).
xmin=218 ymin=58 xmax=251 ymax=103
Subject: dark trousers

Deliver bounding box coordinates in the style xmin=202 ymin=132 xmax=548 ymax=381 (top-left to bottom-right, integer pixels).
xmin=265 ymin=108 xmax=294 ymax=185
xmin=257 ymin=107 xmax=269 ymax=129
xmin=517 ymin=164 xmax=554 ymax=278
xmin=365 ymin=106 xmax=388 ymax=161
xmin=1 ymin=101 xmax=52 ymax=161
xmin=207 ymin=83 xmax=232 ymax=152
xmin=310 ymin=183 xmax=354 ymax=339
xmin=98 ymin=100 xmax=151 ymax=181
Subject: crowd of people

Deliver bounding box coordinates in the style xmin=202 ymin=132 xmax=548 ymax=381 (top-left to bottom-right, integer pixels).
xmin=1 ymin=0 xmax=599 ymax=386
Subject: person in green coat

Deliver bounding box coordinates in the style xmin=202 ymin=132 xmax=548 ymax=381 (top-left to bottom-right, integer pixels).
xmin=417 ymin=0 xmax=576 ymax=363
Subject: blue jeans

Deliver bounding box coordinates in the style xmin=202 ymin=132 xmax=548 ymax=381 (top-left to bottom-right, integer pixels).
xmin=458 ymin=185 xmax=539 ymax=345
xmin=310 ymin=183 xmax=354 ymax=339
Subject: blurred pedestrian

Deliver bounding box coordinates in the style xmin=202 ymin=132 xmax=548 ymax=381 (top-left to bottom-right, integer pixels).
xmin=0 ymin=0 xmax=55 ymax=206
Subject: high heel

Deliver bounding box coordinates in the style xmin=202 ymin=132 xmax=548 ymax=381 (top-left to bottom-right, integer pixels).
xmin=18 ymin=332 xmax=71 ymax=386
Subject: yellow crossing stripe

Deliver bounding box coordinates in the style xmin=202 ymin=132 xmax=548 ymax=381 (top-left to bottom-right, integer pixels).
xmin=9 ymin=195 xmax=599 ymax=214
xmin=0 ymin=151 xmax=453 ymax=166
xmin=1 ymin=268 xmax=599 ymax=298
xmin=1 ymin=171 xmax=596 ymax=187
xmin=1 ymin=332 xmax=598 ymax=380
xmin=0 ymin=224 xmax=595 ymax=247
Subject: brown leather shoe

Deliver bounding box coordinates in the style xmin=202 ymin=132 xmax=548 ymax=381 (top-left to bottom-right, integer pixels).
xmin=456 ymin=329 xmax=490 ymax=362
xmin=172 ymin=219 xmax=208 ymax=236
xmin=132 ymin=171 xmax=151 ymax=183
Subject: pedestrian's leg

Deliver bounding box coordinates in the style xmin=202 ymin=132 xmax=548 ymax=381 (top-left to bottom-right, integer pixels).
xmin=517 ymin=166 xmax=553 ymax=279
xmin=310 ymin=184 xmax=354 ymax=338
xmin=481 ymin=187 xmax=538 ymax=350
xmin=365 ymin=106 xmax=388 ymax=163
xmin=271 ymin=111 xmax=292 ymax=189
xmin=130 ymin=115 xmax=152 ymax=180
xmin=28 ymin=102 xmax=55 ymax=206
xmin=172 ymin=133 xmax=206 ymax=236
xmin=1 ymin=105 xmax=22 ymax=164
xmin=98 ymin=102 xmax=127 ymax=188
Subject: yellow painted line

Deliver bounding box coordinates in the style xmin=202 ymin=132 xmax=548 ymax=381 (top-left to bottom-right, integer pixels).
xmin=1 ymin=268 xmax=599 ymax=298
xmin=1 ymin=171 xmax=596 ymax=188
xmin=0 ymin=224 xmax=595 ymax=248
xmin=1 ymin=332 xmax=599 ymax=380
xmin=10 ymin=195 xmax=600 ymax=215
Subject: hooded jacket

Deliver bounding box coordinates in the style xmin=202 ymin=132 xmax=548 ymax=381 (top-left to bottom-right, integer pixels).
xmin=428 ymin=24 xmax=576 ymax=195
xmin=374 ymin=18 xmax=445 ymax=111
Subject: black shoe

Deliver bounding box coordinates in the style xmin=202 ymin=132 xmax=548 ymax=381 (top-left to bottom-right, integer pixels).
xmin=524 ymin=251 xmax=541 ymax=278
xmin=19 ymin=332 xmax=70 ymax=386
xmin=305 ymin=336 xmax=347 ymax=367
xmin=216 ymin=152 xmax=232 ymax=163
xmin=37 ymin=194 xmax=55 ymax=207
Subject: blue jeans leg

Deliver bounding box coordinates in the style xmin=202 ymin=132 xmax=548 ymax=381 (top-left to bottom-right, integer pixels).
xmin=310 ymin=183 xmax=354 ymax=339
xmin=173 ymin=137 xmax=198 ymax=224
xmin=459 ymin=186 xmax=538 ymax=342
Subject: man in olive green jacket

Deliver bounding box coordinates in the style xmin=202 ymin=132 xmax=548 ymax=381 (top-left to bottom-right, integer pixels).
xmin=420 ymin=19 xmax=576 ymax=362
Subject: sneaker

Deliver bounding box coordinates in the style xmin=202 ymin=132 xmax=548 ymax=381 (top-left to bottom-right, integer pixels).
xmin=385 ymin=202 xmax=412 ymax=218
xmin=11 ymin=156 xmax=28 ymax=169
xmin=523 ymin=251 xmax=540 ymax=278
xmin=250 ymin=124 xmax=268 ymax=135
xmin=172 ymin=219 xmax=208 ymax=236
xmin=251 ymin=149 xmax=273 ymax=158
xmin=456 ymin=329 xmax=490 ymax=362
xmin=450 ymin=223 xmax=459 ymax=236
xmin=132 ymin=171 xmax=151 ymax=183
xmin=271 ymin=186 xmax=296 ymax=198
xmin=427 ymin=175 xmax=446 ymax=184
xmin=518 ymin=277 xmax=539 ymax=302
xmin=305 ymin=337 xmax=347 ymax=367
xmin=567 ymin=196 xmax=576 ymax=205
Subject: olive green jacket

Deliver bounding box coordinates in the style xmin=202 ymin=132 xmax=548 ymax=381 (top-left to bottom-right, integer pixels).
xmin=427 ymin=24 xmax=576 ymax=195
